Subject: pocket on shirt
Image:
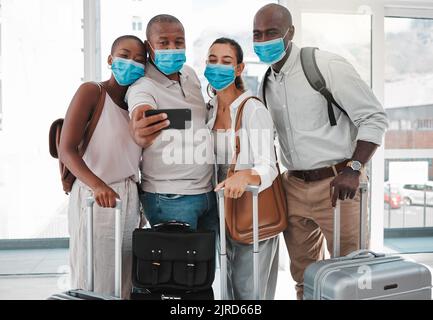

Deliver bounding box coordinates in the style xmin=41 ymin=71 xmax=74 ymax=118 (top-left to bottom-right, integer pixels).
xmin=292 ymin=93 xmax=332 ymax=131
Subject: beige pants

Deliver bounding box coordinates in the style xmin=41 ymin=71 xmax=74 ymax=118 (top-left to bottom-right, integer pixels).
xmin=68 ymin=178 xmax=140 ymax=299
xmin=281 ymin=170 xmax=369 ymax=300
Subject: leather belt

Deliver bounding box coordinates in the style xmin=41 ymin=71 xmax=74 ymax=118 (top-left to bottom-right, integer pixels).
xmin=290 ymin=160 xmax=350 ymax=182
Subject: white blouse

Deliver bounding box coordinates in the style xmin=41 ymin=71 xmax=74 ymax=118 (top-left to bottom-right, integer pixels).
xmin=207 ymin=90 xmax=278 ymax=192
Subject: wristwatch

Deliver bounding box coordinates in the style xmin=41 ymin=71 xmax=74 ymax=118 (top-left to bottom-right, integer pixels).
xmin=346 ymin=160 xmax=363 ymax=173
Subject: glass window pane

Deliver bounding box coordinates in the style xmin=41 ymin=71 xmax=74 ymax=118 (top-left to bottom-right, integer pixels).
xmin=0 ymin=0 xmax=83 ymax=240
xmin=384 ymin=17 xmax=433 ymax=253
xmin=301 ymin=12 xmax=372 ymax=86
xmin=385 ymin=17 xmax=433 ymax=108
xmin=100 ymin=0 xmax=276 ymax=96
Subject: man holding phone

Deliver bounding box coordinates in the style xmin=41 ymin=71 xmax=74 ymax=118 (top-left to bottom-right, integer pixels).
xmin=126 ymin=14 xmax=217 ymax=232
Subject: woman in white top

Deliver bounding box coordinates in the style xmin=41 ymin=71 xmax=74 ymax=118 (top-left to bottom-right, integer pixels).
xmin=205 ymin=38 xmax=280 ymax=300
xmin=59 ymin=35 xmax=146 ymax=299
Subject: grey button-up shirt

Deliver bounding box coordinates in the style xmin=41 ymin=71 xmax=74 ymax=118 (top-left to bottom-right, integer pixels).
xmin=259 ymin=43 xmax=388 ymax=171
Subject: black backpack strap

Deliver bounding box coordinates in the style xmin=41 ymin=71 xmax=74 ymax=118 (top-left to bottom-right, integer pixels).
xmin=300 ymin=47 xmax=348 ymax=126
xmin=261 ymin=67 xmax=272 ymax=107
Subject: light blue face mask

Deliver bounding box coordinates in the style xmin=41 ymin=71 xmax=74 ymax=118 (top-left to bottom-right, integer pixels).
xmin=253 ymin=28 xmax=290 ymax=65
xmin=151 ymin=45 xmax=187 ymax=75
xmin=111 ymin=57 xmax=145 ymax=86
xmin=204 ymin=64 xmax=236 ymax=91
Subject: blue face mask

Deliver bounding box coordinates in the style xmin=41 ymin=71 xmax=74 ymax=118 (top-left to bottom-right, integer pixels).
xmin=204 ymin=64 xmax=236 ymax=91
xmin=151 ymin=46 xmax=187 ymax=75
xmin=111 ymin=57 xmax=145 ymax=86
xmin=253 ymin=29 xmax=290 ymax=65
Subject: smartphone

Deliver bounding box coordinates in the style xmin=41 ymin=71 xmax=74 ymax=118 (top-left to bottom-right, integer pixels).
xmin=145 ymin=108 xmax=192 ymax=130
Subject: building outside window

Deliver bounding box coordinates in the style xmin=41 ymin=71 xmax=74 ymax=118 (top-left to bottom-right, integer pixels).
xmin=132 ymin=16 xmax=142 ymax=31
xmin=383 ymin=17 xmax=433 ymax=253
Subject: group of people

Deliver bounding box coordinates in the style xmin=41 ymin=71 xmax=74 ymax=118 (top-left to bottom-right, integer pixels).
xmin=59 ymin=3 xmax=388 ymax=300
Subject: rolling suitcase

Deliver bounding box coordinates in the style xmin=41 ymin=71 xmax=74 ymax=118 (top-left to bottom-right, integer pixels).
xmin=303 ymin=183 xmax=432 ymax=300
xmin=217 ymin=186 xmax=262 ymax=300
xmin=48 ymin=197 xmax=123 ymax=300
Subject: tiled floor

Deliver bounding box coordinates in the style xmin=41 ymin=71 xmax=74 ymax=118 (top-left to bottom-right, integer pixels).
xmin=1 ymin=247 xmax=432 ymax=300
xmin=0 ymin=246 xmax=296 ymax=300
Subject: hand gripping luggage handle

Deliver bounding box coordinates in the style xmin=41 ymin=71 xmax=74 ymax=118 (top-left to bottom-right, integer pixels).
xmin=86 ymin=197 xmax=122 ymax=299
xmin=333 ymin=182 xmax=368 ymax=258
xmin=217 ymin=185 xmax=260 ymax=300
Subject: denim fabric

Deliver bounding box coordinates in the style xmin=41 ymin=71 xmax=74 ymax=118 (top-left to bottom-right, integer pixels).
xmin=140 ymin=191 xmax=219 ymax=233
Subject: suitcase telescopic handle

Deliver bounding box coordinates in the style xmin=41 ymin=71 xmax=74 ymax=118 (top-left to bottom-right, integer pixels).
xmin=333 ymin=182 xmax=369 ymax=258
xmin=217 ymin=185 xmax=260 ymax=300
xmin=345 ymin=249 xmax=385 ymax=259
xmin=85 ymin=197 xmax=123 ymax=299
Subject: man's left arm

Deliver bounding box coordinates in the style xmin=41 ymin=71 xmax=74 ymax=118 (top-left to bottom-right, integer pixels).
xmin=325 ymin=56 xmax=389 ymax=207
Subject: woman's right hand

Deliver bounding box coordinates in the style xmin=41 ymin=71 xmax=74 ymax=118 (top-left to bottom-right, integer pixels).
xmin=93 ymin=183 xmax=120 ymax=208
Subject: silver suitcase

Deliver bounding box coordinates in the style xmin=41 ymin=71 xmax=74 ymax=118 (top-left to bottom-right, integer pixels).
xmin=217 ymin=186 xmax=262 ymax=300
xmin=48 ymin=197 xmax=123 ymax=300
xmin=303 ymin=183 xmax=432 ymax=300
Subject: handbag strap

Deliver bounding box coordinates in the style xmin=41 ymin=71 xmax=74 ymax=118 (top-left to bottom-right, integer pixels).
xmin=228 ymin=96 xmax=282 ymax=176
xmin=78 ymin=82 xmax=106 ymax=157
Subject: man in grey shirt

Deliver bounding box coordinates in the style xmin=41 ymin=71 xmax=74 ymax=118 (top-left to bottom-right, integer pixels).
xmin=127 ymin=14 xmax=217 ymax=232
xmin=253 ymin=4 xmax=388 ymax=299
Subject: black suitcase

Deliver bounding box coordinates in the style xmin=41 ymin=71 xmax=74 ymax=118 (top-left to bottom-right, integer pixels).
xmin=131 ymin=221 xmax=216 ymax=300
xmin=48 ymin=197 xmax=123 ymax=300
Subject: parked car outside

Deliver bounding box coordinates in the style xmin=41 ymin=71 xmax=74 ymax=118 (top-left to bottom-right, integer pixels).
xmin=401 ymin=181 xmax=433 ymax=206
xmin=384 ymin=182 xmax=402 ymax=209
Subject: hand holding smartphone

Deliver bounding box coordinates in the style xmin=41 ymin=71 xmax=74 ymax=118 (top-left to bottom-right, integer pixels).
xmin=144 ymin=108 xmax=192 ymax=130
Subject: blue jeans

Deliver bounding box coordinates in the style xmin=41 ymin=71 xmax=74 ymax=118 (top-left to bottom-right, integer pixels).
xmin=140 ymin=191 xmax=219 ymax=234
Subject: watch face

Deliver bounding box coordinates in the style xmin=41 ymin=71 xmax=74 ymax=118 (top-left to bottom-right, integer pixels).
xmin=351 ymin=161 xmax=362 ymax=171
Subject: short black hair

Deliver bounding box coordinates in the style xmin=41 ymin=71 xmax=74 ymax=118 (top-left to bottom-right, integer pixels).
xmin=111 ymin=35 xmax=145 ymax=54
xmin=146 ymin=14 xmax=184 ymax=39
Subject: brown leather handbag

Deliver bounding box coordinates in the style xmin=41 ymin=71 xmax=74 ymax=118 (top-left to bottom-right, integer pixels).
xmin=48 ymin=83 xmax=106 ymax=194
xmin=224 ymin=96 xmax=288 ymax=244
